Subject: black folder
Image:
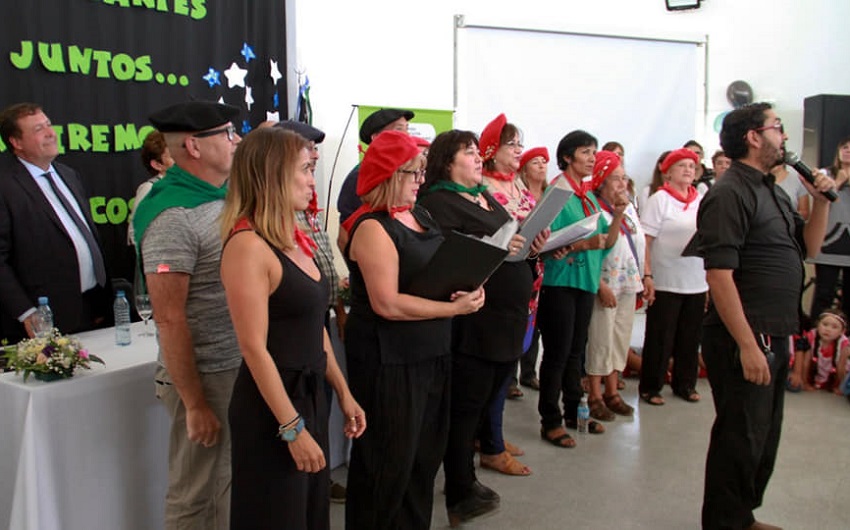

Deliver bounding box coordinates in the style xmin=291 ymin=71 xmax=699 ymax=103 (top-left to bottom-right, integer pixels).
xmin=407 ymin=230 xmax=509 ymax=301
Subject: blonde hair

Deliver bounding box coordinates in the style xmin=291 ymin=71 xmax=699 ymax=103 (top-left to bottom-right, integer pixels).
xmin=221 ymin=128 xmax=309 ymax=249
xmin=361 ymin=153 xmax=425 ymax=211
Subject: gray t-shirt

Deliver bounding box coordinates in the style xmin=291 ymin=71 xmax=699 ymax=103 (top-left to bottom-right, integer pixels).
xmin=141 ymin=200 xmax=241 ymax=373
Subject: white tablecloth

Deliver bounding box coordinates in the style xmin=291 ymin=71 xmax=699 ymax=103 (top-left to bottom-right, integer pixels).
xmin=0 ymin=323 xmax=168 ymax=530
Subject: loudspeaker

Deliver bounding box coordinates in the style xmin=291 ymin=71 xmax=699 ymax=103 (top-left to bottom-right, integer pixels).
xmin=803 ymin=94 xmax=850 ymax=169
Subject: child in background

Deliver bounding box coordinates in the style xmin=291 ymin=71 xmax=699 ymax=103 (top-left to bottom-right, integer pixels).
xmin=788 ymin=309 xmax=850 ymax=394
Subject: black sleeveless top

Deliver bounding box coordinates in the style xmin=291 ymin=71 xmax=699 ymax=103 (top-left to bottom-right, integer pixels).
xmin=226 ymin=231 xmax=329 ymax=407
xmin=265 ymin=244 xmax=329 ymax=374
xmin=344 ymin=206 xmax=452 ymax=365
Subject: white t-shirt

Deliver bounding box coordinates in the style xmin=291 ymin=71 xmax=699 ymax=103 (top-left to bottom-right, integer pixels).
xmin=640 ymin=190 xmax=708 ymax=294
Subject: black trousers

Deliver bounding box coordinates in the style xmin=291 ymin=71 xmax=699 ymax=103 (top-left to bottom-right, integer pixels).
xmin=701 ymin=325 xmax=788 ymax=530
xmin=639 ymin=290 xmax=705 ymax=396
xmin=443 ymin=354 xmax=514 ymax=506
xmin=345 ymin=355 xmax=451 ymax=530
xmin=810 ymin=263 xmax=850 ymax=319
xmin=537 ymin=286 xmax=595 ymax=429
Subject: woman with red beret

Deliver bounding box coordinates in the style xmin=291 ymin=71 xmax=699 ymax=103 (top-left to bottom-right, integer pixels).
xmin=514 ymin=147 xmax=550 ymax=392
xmin=584 ymin=151 xmax=646 ymax=420
xmin=342 ymin=130 xmax=485 ymax=529
xmin=638 ymin=147 xmax=708 ymax=406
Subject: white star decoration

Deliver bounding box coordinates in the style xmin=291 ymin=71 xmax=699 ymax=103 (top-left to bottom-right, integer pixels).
xmin=270 ymin=59 xmax=282 ymax=85
xmin=245 ymin=86 xmax=254 ymax=110
xmin=266 ymin=111 xmax=280 ymax=122
xmin=223 ymin=62 xmax=248 ymax=88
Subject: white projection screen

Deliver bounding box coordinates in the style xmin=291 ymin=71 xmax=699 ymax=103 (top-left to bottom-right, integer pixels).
xmin=454 ymin=20 xmax=705 ymax=188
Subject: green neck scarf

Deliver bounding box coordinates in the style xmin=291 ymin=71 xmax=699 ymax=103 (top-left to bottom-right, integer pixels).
xmin=132 ymin=164 xmax=228 ymax=247
xmin=424 ymin=180 xmax=489 ymax=196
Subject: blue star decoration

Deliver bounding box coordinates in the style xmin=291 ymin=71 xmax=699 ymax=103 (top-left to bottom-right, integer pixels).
xmin=202 ymin=68 xmax=221 ymax=88
xmin=241 ymin=43 xmax=256 ymax=63
xmin=273 ymin=92 xmax=279 ymax=109
xmin=242 ymin=120 xmax=252 ymax=135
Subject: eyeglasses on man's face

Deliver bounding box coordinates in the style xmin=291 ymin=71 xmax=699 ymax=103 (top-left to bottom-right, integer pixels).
xmin=754 ymin=122 xmax=785 ymax=135
xmin=193 ymin=124 xmax=237 ymax=142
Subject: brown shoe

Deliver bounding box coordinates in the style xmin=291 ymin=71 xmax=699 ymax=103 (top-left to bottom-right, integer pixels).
xmin=588 ymin=397 xmax=616 ymax=422
xmin=480 ymin=451 xmax=532 ymax=476
xmin=604 ymin=393 xmax=634 ymax=416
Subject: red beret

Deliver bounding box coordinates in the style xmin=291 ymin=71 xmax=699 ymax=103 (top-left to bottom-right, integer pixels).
xmin=591 ymin=151 xmax=622 ymax=190
xmin=660 ymin=148 xmax=699 ymax=174
xmin=479 ymin=113 xmax=507 ymax=162
xmin=412 ymin=135 xmax=431 ymax=148
xmin=520 ymin=147 xmax=549 ymax=170
xmin=357 ymin=130 xmax=420 ymax=196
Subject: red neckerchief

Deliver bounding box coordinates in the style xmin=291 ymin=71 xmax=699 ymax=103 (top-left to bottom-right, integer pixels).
xmin=564 ymin=171 xmax=597 ymax=216
xmin=659 ymin=183 xmax=698 ymax=210
xmin=482 ymin=168 xmax=515 ymax=182
xmin=229 ymin=217 xmax=253 ymax=237
xmin=306 ymin=189 xmax=322 ymax=232
xmin=341 ymin=204 xmax=413 ymax=234
xmin=294 ymin=227 xmax=318 ymax=258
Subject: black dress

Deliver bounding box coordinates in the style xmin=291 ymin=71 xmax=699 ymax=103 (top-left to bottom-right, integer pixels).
xmin=343 ymin=206 xmax=453 ymax=530
xmin=229 ymin=242 xmax=330 ymax=530
xmin=417 ymin=189 xmax=534 ymax=506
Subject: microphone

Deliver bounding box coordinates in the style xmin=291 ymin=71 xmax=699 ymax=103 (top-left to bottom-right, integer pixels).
xmin=784 ymin=151 xmax=837 ymax=202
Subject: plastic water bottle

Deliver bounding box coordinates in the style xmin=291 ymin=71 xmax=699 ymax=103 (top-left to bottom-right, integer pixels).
xmin=577 ymin=394 xmax=590 ymax=434
xmin=33 ymin=296 xmax=54 ymax=338
xmin=114 ymin=290 xmax=132 ymax=346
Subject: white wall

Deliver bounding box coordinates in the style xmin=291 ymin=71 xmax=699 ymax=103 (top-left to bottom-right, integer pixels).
xmin=294 ymin=0 xmax=850 ymax=232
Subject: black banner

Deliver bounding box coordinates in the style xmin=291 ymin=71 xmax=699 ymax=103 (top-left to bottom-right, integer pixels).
xmin=0 ymin=1 xmax=287 ymax=283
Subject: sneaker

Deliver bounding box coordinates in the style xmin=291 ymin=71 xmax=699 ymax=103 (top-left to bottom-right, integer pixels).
xmin=330 ymin=480 xmax=346 ymax=504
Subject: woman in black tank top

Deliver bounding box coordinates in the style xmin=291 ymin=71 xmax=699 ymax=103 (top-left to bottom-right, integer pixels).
xmin=220 ymin=128 xmax=365 ymax=530
xmin=343 ymin=130 xmax=485 ymax=530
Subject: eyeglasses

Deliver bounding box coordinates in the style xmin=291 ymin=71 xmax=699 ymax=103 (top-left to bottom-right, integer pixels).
xmin=193 ymin=124 xmax=237 ymax=142
xmin=398 ymin=168 xmax=426 ymax=181
xmin=754 ymin=123 xmax=785 ymax=135
xmin=505 ymin=140 xmax=524 ymax=150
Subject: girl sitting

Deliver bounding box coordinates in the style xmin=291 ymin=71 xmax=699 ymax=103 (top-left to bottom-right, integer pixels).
xmin=789 ymin=309 xmax=850 ymax=394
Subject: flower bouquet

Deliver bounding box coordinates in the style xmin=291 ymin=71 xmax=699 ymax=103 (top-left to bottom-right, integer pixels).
xmin=2 ymin=329 xmax=104 ymax=382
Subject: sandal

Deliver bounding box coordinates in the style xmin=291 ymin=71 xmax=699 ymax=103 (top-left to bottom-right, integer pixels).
xmin=603 ymin=393 xmax=634 ymax=416
xmin=564 ymin=418 xmax=606 ymax=434
xmin=480 ymin=451 xmax=532 ymax=476
xmin=674 ymin=388 xmax=701 ymax=403
xmin=507 ymin=383 xmax=523 ymax=400
xmin=540 ymin=426 xmax=576 ymax=448
xmin=504 ymin=440 xmax=524 ymax=456
xmin=588 ymin=397 xmax=616 ymax=422
xmin=640 ymin=392 xmax=665 ymax=406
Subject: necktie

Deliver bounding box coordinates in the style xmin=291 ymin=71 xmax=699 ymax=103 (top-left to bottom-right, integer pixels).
xmin=43 ymin=172 xmax=107 ymax=286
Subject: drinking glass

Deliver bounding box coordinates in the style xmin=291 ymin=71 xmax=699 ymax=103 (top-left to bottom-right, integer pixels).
xmin=135 ymin=294 xmax=154 ymax=336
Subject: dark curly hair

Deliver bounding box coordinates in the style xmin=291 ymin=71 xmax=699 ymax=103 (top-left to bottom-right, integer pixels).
xmin=719 ymin=102 xmax=773 ymax=160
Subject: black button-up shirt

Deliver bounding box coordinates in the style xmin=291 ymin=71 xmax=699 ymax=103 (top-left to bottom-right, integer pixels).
xmin=696 ymin=160 xmax=805 ymax=335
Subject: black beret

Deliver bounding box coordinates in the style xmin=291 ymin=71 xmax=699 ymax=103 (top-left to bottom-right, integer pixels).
xmin=274 ymin=120 xmax=326 ymax=144
xmin=148 ymin=101 xmax=240 ymax=133
xmin=359 ymin=108 xmax=414 ymax=145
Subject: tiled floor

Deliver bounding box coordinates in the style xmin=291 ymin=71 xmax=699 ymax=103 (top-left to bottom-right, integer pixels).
xmin=330 ymin=377 xmax=850 ymax=529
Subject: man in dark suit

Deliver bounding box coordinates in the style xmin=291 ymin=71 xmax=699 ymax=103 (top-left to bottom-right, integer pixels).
xmin=0 ymin=102 xmax=111 ymax=345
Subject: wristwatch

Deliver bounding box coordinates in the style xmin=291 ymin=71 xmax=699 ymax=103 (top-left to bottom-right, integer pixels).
xmin=279 ymin=417 xmax=305 ymax=442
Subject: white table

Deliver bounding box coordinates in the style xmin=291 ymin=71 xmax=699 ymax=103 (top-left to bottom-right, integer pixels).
xmin=0 ymin=323 xmax=168 ymax=530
